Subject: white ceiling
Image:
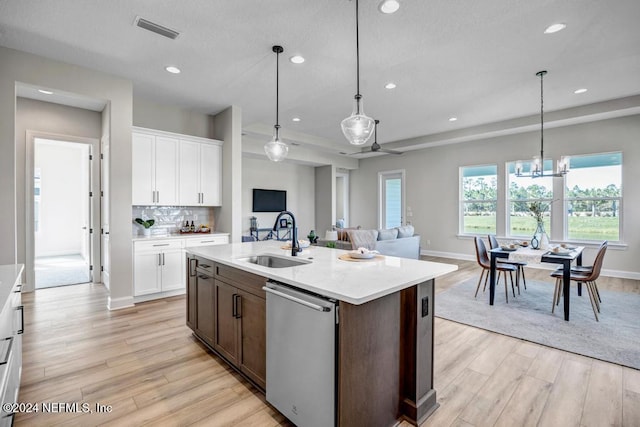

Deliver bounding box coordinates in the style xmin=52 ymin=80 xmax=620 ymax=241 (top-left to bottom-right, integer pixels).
xmin=1 ymin=0 xmax=639 ymax=156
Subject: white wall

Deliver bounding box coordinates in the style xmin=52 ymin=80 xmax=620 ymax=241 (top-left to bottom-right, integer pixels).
xmin=314 ymin=165 xmax=335 ymax=238
xmin=34 ymin=140 xmax=88 ymax=257
xmin=242 ymin=157 xmax=315 ymax=239
xmin=350 ymin=115 xmax=640 ymax=276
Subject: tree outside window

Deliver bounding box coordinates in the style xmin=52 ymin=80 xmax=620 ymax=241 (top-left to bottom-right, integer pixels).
xmin=565 ymin=153 xmax=622 ymax=241
xmin=460 ymin=165 xmax=497 ymax=234
xmin=507 ymin=161 xmax=553 ymax=237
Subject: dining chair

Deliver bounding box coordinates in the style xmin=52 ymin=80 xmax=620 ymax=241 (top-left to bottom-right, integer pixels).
xmin=487 ymin=234 xmax=528 ymax=294
xmin=567 ymin=240 xmax=607 ymax=304
xmin=473 ymin=236 xmax=517 ymax=302
xmin=550 ymin=241 xmax=608 ymax=321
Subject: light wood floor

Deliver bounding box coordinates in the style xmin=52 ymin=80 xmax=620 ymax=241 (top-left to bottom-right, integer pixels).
xmin=16 ymin=258 xmax=640 ymax=427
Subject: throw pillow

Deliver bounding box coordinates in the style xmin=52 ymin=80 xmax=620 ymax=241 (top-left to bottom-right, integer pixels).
xmin=377 ymin=228 xmax=399 ymax=241
xmin=396 ymin=225 xmax=415 ymax=238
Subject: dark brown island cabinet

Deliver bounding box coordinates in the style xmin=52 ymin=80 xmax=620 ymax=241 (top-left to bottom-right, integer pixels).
xmin=186 ymin=255 xmax=266 ymax=390
xmin=186 ymin=254 xmax=437 ymax=427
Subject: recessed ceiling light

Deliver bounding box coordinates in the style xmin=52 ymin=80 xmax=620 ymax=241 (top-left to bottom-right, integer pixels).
xmin=574 ymin=88 xmax=588 ymax=94
xmin=290 ymin=55 xmax=305 ymax=64
xmin=38 ymin=89 xmax=53 ymax=95
xmin=544 ymin=23 xmax=566 ymax=34
xmin=384 ymin=82 xmax=397 ymax=89
xmin=379 ymin=0 xmax=400 ymax=14
xmin=292 ymin=117 xmax=301 ymax=122
xmin=449 ymin=117 xmax=458 ymax=122
xmin=165 ymin=66 xmax=181 ymax=74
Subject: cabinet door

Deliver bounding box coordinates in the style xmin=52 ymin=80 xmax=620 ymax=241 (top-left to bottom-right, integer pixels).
xmin=196 ymin=273 xmax=215 ymax=347
xmin=178 ymin=140 xmax=201 ymax=206
xmin=154 ymin=136 xmax=179 ymax=205
xmin=214 ymin=279 xmax=239 ymax=365
xmin=186 ymin=257 xmax=197 ymax=330
xmin=134 ymin=251 xmax=161 ymax=296
xmin=238 ymin=290 xmax=266 ymax=389
xmin=132 ymin=133 xmax=155 ymax=205
xmin=200 ymin=143 xmax=222 ymax=206
xmin=160 ymin=249 xmax=185 ymax=292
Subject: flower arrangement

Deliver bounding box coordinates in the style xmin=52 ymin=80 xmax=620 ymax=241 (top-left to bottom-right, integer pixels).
xmin=528 ymin=201 xmax=549 ymax=223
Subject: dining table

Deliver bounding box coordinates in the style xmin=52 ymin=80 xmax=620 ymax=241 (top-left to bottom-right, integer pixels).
xmin=489 ymin=245 xmax=585 ymax=321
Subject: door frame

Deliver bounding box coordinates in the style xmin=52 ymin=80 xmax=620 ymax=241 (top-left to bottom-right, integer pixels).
xmin=25 ymin=130 xmax=100 ymax=291
xmin=378 ymin=169 xmax=406 ymax=229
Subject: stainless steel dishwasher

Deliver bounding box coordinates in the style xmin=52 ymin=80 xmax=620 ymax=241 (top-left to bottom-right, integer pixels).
xmin=263 ymin=280 xmax=337 ymax=427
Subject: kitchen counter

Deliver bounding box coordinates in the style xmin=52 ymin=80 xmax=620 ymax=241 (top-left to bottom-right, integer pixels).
xmin=186 ymin=240 xmax=457 ymax=305
xmin=132 ymin=231 xmax=229 ymax=242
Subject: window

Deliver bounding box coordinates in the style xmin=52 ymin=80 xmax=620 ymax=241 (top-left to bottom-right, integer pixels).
xmin=507 ymin=160 xmax=553 ymax=237
xmin=460 ymin=165 xmax=497 ymax=234
xmin=565 ymin=152 xmax=622 ymax=241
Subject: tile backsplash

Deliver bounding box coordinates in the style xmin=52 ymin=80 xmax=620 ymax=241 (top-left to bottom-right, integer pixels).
xmin=132 ymin=206 xmax=215 ymax=236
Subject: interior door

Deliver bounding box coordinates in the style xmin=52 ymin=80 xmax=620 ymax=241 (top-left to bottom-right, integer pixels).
xmin=100 ymin=136 xmax=110 ymax=289
xmin=379 ymin=170 xmax=405 ymax=229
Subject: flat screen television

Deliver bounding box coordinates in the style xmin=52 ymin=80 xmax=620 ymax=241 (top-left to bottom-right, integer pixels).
xmin=252 ymin=189 xmax=286 ymax=212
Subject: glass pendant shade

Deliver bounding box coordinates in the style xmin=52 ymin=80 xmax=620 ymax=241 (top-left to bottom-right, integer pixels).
xmin=341 ymin=96 xmax=375 ymax=145
xmin=264 ymin=126 xmax=288 ymax=162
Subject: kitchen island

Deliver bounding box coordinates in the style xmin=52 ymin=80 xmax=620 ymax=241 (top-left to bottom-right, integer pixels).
xmin=186 ymin=241 xmax=457 ymax=426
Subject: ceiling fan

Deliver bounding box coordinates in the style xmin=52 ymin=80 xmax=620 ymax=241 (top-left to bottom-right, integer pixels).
xmin=348 ymin=119 xmax=402 ymax=155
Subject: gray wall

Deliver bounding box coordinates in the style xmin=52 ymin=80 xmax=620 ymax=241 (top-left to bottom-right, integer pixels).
xmin=242 ymin=157 xmax=315 ymax=239
xmin=133 ymin=97 xmax=214 ymax=138
xmin=0 ymin=46 xmax=134 ymax=308
xmin=15 ymin=98 xmax=102 ymax=268
xmin=350 ymin=115 xmax=640 ymax=276
xmin=314 ymin=165 xmax=335 ymax=238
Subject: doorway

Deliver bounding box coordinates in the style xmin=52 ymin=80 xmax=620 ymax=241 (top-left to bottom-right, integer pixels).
xmin=33 ymin=138 xmax=93 ymax=288
xmin=379 ymin=170 xmax=405 ymax=229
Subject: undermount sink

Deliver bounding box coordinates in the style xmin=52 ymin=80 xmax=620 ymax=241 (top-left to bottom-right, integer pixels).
xmin=238 ymin=254 xmax=312 ymax=268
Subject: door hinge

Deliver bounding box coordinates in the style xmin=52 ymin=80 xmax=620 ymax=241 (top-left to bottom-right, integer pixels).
xmin=89 ymin=191 xmax=93 ymax=197
xmin=101 ymin=190 xmax=104 ymax=197
xmin=90 ymin=228 xmax=93 ymax=234
xmin=89 ymin=154 xmax=93 ymax=160
xmin=100 ymin=153 xmax=104 ymax=160
xmin=101 ymin=266 xmax=104 ymax=272
xmin=89 ymin=265 xmax=93 ymax=271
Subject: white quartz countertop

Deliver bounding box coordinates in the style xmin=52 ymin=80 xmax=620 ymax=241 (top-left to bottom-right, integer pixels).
xmin=186 ymin=241 xmax=457 ymax=305
xmin=132 ymin=232 xmax=229 ymax=242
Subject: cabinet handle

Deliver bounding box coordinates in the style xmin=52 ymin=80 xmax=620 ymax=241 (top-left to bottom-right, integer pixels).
xmin=189 ymin=258 xmax=197 ymax=276
xmin=200 ymin=263 xmax=211 ymax=269
xmin=232 ymin=294 xmax=238 ymax=318
xmin=13 ymin=284 xmax=22 ymax=293
xmin=0 ymin=336 xmax=14 ymax=365
xmin=158 ymin=254 xmax=162 ymax=266
xmin=162 ymin=253 xmax=165 ymax=265
xmin=235 ymin=294 xmax=242 ymax=318
xmin=17 ymin=305 xmax=24 ymax=334
xmin=153 ymin=244 xmax=170 ymax=247
xmin=156 ymin=191 xmax=160 ymax=203
xmin=152 ymin=190 xmax=156 ymax=203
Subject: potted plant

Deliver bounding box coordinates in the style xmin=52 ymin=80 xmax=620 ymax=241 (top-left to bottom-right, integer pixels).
xmin=135 ymin=218 xmax=155 ymax=236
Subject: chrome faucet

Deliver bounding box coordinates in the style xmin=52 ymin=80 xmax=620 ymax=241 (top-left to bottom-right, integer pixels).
xmin=273 ymin=211 xmax=300 ymax=256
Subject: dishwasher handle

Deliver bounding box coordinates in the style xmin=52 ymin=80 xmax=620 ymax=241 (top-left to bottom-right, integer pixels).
xmin=263 ymin=286 xmax=330 ymax=312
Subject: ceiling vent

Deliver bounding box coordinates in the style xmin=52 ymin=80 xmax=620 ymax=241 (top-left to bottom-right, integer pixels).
xmin=134 ymin=16 xmax=180 ymax=40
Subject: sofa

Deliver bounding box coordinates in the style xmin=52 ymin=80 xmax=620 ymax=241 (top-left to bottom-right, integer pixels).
xmin=316 ymin=225 xmax=421 ymax=259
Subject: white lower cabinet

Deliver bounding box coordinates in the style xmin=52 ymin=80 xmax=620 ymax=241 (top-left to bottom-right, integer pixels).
xmin=133 ymin=235 xmax=229 ymax=301
xmin=134 ymin=240 xmax=185 ymax=297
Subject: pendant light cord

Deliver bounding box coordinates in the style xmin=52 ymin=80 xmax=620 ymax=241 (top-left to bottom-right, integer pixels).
xmin=356 ymin=0 xmax=361 ymax=98
xmin=539 ymin=70 xmax=545 ymax=161
xmin=273 ymin=45 xmax=283 ymax=138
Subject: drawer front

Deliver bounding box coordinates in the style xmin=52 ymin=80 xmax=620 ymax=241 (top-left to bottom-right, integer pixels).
xmin=135 ymin=239 xmax=184 ymax=252
xmin=214 ymin=263 xmax=265 ymax=298
xmin=184 ymin=235 xmax=229 ymax=247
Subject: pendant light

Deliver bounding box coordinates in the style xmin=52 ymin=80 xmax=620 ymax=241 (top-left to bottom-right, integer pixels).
xmin=264 ymin=45 xmax=289 ymax=162
xmin=515 ymin=70 xmax=569 ymax=178
xmin=341 ymin=0 xmax=375 ymax=146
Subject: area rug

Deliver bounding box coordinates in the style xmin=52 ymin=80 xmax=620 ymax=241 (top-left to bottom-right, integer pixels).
xmin=435 ymin=277 xmax=640 ymax=370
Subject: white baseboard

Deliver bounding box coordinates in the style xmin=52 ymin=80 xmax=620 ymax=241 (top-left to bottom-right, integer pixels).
xmin=133 ymin=289 xmax=186 ymax=304
xmin=420 ymin=249 xmax=640 ymax=280
xmin=107 ymin=296 xmax=135 ymax=310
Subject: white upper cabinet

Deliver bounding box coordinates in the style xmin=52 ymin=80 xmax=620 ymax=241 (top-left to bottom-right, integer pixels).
xmin=132 ymin=127 xmax=223 ymax=207
xmin=132 ymin=131 xmax=179 ymax=205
